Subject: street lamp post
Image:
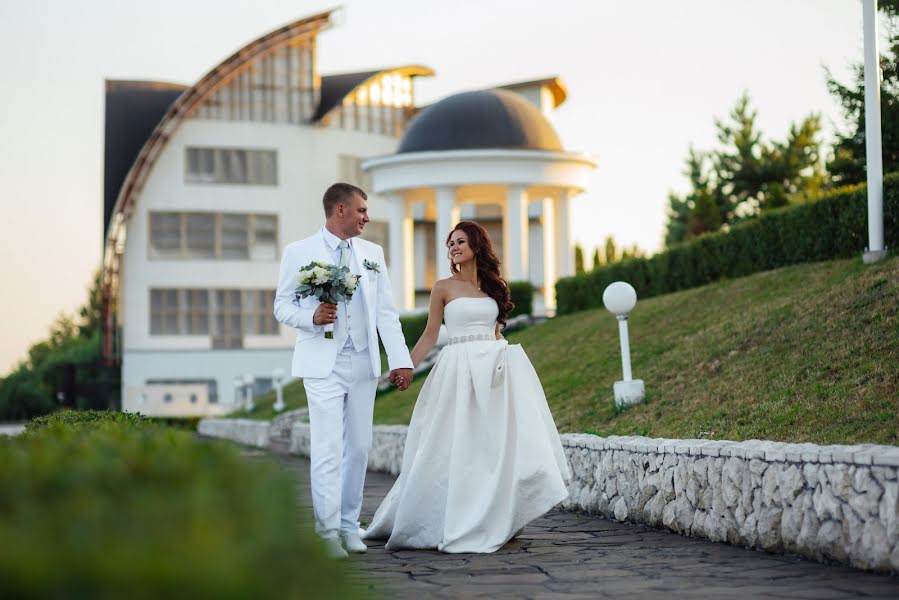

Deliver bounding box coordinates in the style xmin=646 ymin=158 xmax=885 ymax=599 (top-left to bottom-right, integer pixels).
xmin=863 ymin=0 xmax=888 ymax=263
xmin=272 ymin=368 xmax=286 ymax=413
xmin=243 ymin=374 xmax=255 ymax=412
xmin=602 ymin=282 xmax=645 ymax=409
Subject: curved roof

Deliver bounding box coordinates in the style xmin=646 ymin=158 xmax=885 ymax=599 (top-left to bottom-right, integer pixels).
xmin=397 ymin=89 xmax=563 ymax=154
xmin=497 ymin=76 xmax=567 ymax=108
xmin=312 ymin=65 xmax=436 ymax=122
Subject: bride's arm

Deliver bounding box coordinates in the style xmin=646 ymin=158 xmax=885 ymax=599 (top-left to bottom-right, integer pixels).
xmin=410 ymin=281 xmax=447 ymax=368
xmin=494 ymin=322 xmax=505 ymax=341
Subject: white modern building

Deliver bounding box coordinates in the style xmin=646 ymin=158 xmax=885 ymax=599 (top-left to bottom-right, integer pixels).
xmin=101 ymin=9 xmax=596 ymax=416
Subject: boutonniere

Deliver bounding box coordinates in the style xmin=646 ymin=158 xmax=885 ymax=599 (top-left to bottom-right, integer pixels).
xmin=363 ymin=259 xmax=381 ymax=273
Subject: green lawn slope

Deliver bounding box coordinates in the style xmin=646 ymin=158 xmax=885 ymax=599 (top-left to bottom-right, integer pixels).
xmin=373 ymin=256 xmax=898 ymax=445
xmin=250 ymin=256 xmax=898 ymax=445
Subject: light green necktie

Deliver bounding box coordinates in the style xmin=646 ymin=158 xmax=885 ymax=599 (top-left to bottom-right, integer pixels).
xmin=337 ymin=240 xmax=349 ymax=268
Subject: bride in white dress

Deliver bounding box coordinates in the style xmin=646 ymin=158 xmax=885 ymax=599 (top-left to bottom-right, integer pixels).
xmin=363 ymin=221 xmax=570 ymax=553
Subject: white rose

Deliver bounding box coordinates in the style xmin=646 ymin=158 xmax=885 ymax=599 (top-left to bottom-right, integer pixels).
xmin=312 ymin=266 xmax=329 ymax=285
xmin=344 ymin=274 xmax=358 ymax=292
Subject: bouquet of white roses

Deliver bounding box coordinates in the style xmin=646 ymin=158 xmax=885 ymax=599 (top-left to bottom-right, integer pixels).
xmin=295 ymin=261 xmax=360 ymax=339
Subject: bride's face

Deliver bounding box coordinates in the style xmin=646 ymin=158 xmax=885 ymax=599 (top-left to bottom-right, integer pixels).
xmin=448 ymin=230 xmax=476 ymax=268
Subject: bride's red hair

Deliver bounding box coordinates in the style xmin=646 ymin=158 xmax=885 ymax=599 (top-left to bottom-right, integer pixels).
xmin=446 ymin=221 xmax=514 ymax=326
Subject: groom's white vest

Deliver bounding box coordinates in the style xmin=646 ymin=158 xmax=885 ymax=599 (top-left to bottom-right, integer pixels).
xmin=274 ymin=229 xmax=411 ymax=379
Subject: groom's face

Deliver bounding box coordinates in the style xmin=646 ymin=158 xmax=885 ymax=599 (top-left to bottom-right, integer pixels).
xmin=337 ymin=193 xmax=370 ymax=238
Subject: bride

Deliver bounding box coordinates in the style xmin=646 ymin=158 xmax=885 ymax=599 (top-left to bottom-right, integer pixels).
xmin=363 ymin=221 xmax=570 ymax=553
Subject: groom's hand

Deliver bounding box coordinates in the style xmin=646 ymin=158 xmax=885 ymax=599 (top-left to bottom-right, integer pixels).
xmin=389 ymin=368 xmax=413 ymax=391
xmin=313 ymin=302 xmax=338 ymax=325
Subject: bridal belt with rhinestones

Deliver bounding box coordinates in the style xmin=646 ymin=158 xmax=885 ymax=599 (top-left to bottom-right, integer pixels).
xmin=446 ymin=333 xmax=496 ymax=345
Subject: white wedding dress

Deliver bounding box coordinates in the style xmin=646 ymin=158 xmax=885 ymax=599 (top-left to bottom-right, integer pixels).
xmin=363 ymin=296 xmax=571 ymax=553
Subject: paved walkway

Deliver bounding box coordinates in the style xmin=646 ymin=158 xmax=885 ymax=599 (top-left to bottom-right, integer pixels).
xmin=264 ymin=442 xmax=898 ymax=599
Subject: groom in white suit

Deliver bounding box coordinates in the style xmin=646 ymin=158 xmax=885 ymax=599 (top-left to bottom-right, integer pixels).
xmin=274 ymin=183 xmax=413 ymax=558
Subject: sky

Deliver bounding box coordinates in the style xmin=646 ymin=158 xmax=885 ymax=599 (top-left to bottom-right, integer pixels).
xmin=0 ymin=0 xmax=864 ymax=374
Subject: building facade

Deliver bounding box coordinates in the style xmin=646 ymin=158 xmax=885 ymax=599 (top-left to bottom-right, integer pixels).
xmin=102 ymin=9 xmax=595 ymax=416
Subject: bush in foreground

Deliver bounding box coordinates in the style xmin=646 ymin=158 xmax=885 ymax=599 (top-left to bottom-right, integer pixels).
xmin=1 ymin=413 xmax=361 ymax=599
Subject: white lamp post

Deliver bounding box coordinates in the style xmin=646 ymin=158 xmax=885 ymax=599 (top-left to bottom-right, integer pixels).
xmin=272 ymin=368 xmax=286 ymax=413
xmin=243 ymin=374 xmax=255 ymax=412
xmin=863 ymin=0 xmax=888 ymax=263
xmin=602 ymin=281 xmax=645 ymax=409
xmin=232 ymin=376 xmax=245 ymax=409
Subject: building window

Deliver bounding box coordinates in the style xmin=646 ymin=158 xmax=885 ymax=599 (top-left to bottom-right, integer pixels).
xmin=163 ymin=393 xmax=173 ymax=404
xmin=221 ymin=214 xmax=250 ymax=259
xmin=150 ymin=289 xmax=277 ymax=342
xmin=252 ymin=215 xmax=278 ymax=261
xmin=243 ymin=290 xmax=278 ymax=335
xmin=185 ymin=289 xmax=209 ymax=335
xmin=212 ymin=289 xmax=243 ymax=349
xmin=185 ymin=213 xmax=216 ymax=258
xmin=149 ymin=213 xmax=182 ymax=258
xmin=149 ymin=212 xmax=278 ymax=261
xmin=150 ymin=289 xmax=179 ymax=335
xmin=147 ymin=379 xmax=218 ymax=404
xmin=185 ymin=148 xmax=278 ymax=185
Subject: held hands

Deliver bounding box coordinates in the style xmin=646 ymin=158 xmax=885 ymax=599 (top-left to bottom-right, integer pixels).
xmin=313 ymin=302 xmax=338 ymax=326
xmin=389 ymin=368 xmax=413 ymax=391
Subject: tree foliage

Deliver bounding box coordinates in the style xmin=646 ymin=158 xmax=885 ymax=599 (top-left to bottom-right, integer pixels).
xmin=827 ymin=1 xmax=899 ymax=186
xmin=0 ymin=270 xmax=117 ymax=420
xmin=666 ymin=93 xmax=825 ymax=247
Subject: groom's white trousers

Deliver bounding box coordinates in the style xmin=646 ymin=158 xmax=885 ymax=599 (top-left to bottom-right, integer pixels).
xmin=303 ymin=346 xmax=378 ymax=539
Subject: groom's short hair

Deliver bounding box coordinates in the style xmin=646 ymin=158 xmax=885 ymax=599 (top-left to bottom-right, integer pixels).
xmin=323 ymin=183 xmax=367 ymax=217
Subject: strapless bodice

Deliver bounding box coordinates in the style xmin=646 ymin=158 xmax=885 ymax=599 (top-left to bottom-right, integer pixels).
xmin=443 ymin=296 xmax=498 ymax=342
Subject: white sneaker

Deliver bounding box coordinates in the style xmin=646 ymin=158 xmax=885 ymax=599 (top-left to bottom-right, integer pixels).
xmin=340 ymin=530 xmax=368 ymax=553
xmin=323 ymin=537 xmax=348 ymax=559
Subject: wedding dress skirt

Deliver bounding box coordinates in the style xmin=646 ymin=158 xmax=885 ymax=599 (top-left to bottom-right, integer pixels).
xmin=363 ymin=296 xmax=570 ymax=553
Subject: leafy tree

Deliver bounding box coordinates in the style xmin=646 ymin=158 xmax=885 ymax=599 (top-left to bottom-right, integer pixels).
xmin=827 ymin=1 xmax=899 ymax=186
xmin=603 ymin=236 xmax=617 ymax=265
xmin=666 ymin=93 xmax=825 ymax=246
xmin=591 ymin=248 xmax=601 ymax=270
xmin=574 ymin=244 xmax=586 ymax=274
xmin=0 ymin=269 xmax=117 ymax=419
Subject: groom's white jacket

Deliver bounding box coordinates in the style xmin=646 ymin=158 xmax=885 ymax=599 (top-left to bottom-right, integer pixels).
xmin=274 ymin=230 xmax=412 ymax=379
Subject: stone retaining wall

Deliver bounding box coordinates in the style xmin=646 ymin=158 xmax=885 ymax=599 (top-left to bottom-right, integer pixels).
xmin=198 ymin=418 xmax=270 ymax=448
xmin=288 ymin=423 xmax=898 ymax=573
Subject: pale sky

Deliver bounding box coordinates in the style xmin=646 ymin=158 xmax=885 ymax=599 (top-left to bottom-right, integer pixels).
xmin=0 ymin=0 xmax=862 ymax=374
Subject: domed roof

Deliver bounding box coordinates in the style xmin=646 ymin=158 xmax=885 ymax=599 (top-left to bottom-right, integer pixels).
xmin=397 ymin=89 xmax=562 ymax=154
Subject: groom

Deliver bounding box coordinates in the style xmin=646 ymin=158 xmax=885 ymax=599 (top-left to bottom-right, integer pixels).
xmin=274 ymin=183 xmax=413 ymax=558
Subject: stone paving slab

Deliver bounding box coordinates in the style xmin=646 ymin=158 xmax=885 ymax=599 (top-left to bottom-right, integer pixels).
xmin=265 ymin=444 xmax=898 ymax=599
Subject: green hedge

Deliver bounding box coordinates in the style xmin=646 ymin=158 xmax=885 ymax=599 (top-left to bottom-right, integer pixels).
xmin=2 ymin=412 xmax=360 ymax=599
xmin=399 ymin=313 xmax=429 ymax=349
xmin=508 ymin=281 xmax=534 ymax=318
xmin=557 ymin=176 xmax=898 ymax=314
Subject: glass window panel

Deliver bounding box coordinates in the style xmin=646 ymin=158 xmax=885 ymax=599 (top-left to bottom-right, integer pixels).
xmin=251 ymin=215 xmax=277 ymax=260
xmin=221 ymin=214 xmax=249 ymax=259
xmin=185 ymin=213 xmax=215 ymax=258
xmin=185 ymin=289 xmax=209 ymax=335
xmin=150 ymin=213 xmax=182 ymax=257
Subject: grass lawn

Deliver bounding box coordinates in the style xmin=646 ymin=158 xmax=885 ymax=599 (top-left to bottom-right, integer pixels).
xmin=373 ymin=256 xmax=899 ymax=445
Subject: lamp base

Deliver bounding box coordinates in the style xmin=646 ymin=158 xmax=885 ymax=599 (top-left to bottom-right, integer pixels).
xmin=862 ymin=249 xmax=888 ymax=264
xmin=614 ymin=379 xmax=645 ymax=409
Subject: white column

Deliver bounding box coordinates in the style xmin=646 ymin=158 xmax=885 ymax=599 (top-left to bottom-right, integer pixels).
xmin=435 ymin=186 xmax=460 ymax=280
xmin=863 ymin=0 xmax=887 ymax=263
xmin=541 ymin=197 xmax=556 ymax=309
xmin=503 ymin=185 xmax=529 ymax=281
xmin=388 ymin=193 xmax=414 ymax=311
xmin=553 ymin=189 xmax=573 ymax=278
